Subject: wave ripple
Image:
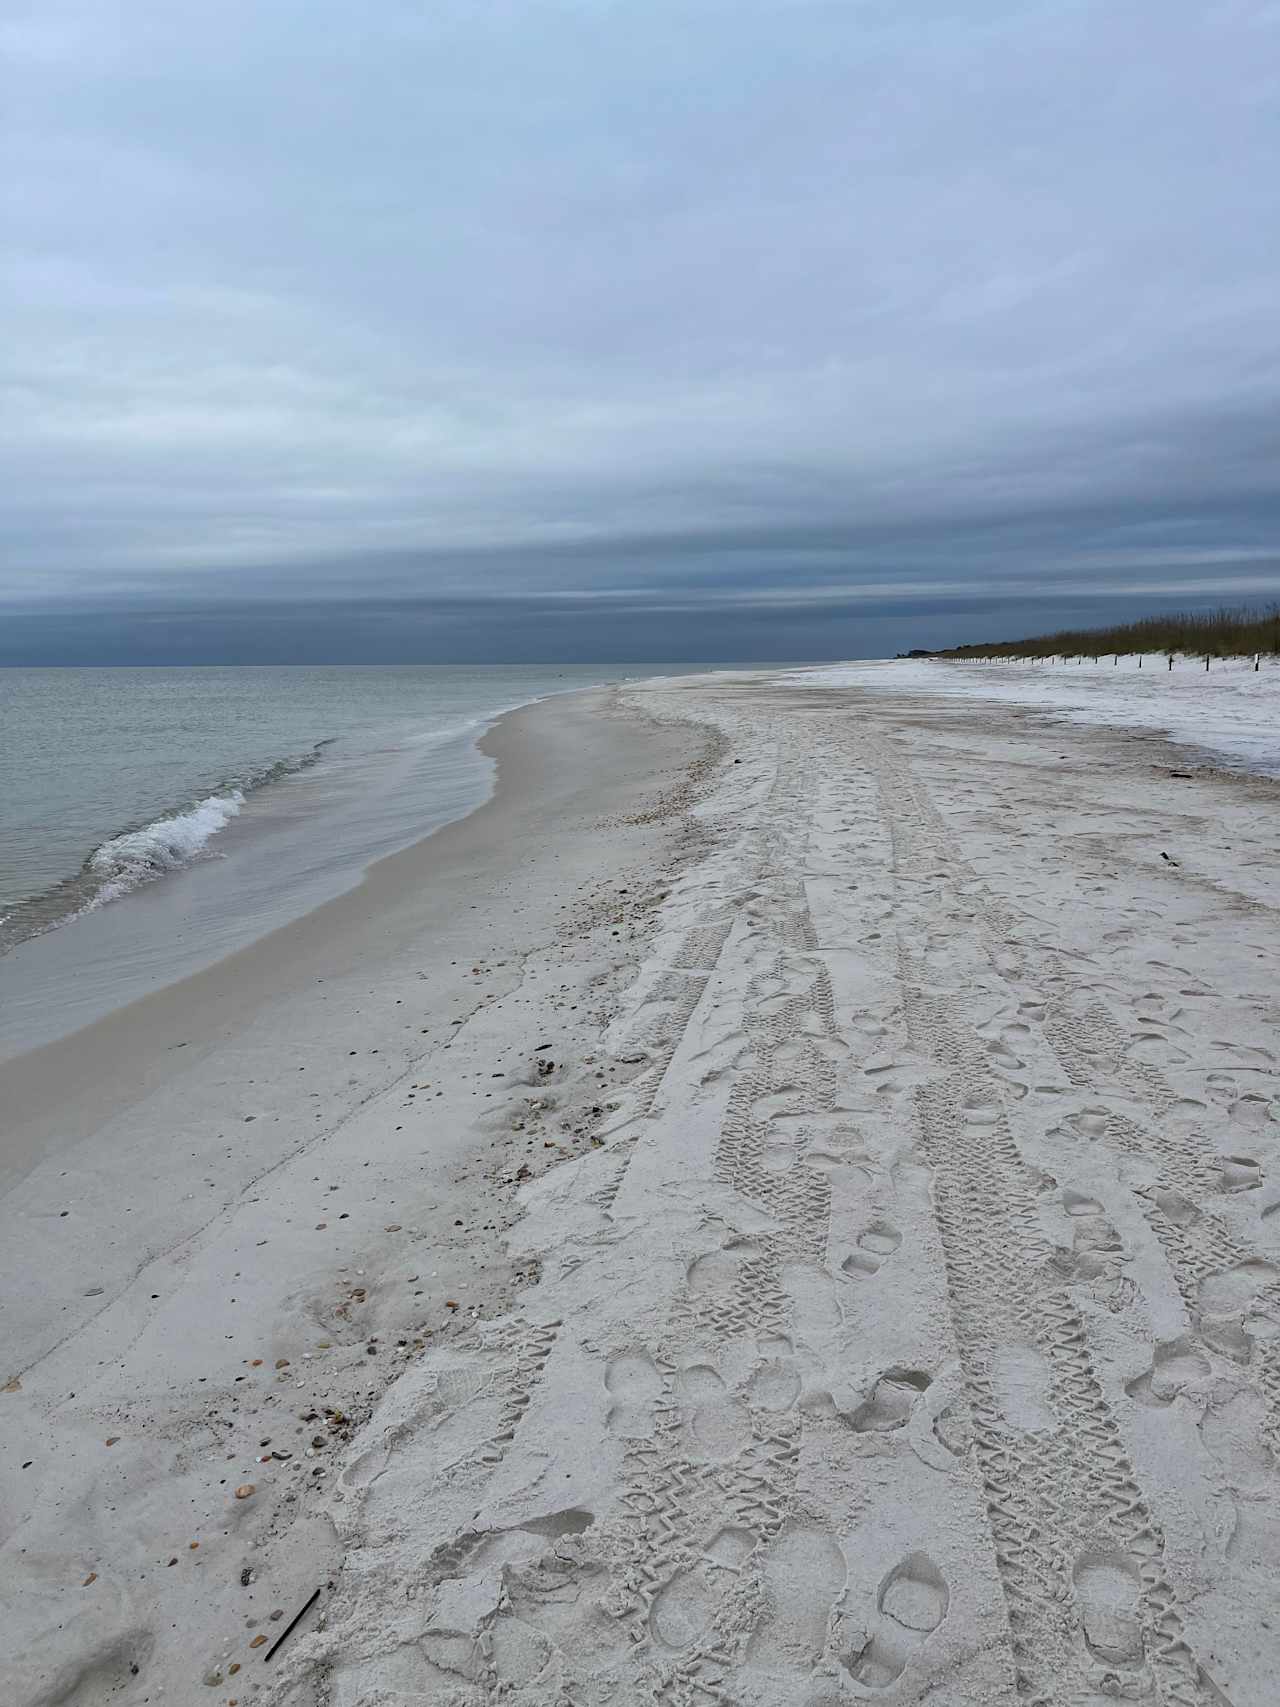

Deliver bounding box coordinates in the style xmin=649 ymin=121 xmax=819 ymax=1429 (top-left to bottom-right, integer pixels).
xmin=85 ymin=791 xmax=246 ymax=907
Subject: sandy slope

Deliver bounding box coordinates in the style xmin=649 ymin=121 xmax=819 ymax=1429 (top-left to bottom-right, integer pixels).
xmin=264 ymin=672 xmax=1280 ymax=1707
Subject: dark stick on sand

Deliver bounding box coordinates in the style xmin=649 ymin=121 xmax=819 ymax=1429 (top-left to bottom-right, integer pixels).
xmin=262 ymin=1586 xmax=322 ymax=1663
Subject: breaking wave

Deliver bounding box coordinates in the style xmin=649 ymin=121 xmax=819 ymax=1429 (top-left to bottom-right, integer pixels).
xmin=84 ymin=791 xmax=247 ymax=907
xmin=1 ymin=742 xmax=333 ymax=953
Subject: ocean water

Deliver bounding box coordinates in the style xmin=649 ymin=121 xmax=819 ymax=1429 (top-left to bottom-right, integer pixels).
xmin=0 ymin=664 xmax=686 ymax=1056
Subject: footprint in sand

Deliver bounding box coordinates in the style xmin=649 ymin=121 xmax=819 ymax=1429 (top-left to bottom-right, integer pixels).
xmin=841 ymin=1220 xmax=902 ymax=1279
xmin=960 ymin=1089 xmax=1002 ymax=1126
xmin=1199 ymin=1259 xmax=1278 ymax=1318
xmin=604 ymin=1350 xmax=662 ymax=1438
xmin=752 ymin=1083 xmax=809 ymax=1119
xmin=674 ymin=1362 xmax=753 ymax=1461
xmin=1197 ymin=1275 xmax=1280 ymax=1367
xmin=1068 ymin=1214 xmax=1124 ymax=1276
xmin=339 ymin=1362 xmax=490 ymax=1494
xmin=1060 ymin=1106 xmax=1111 ymax=1141
xmin=747 ymin=1526 xmax=847 ymax=1674
xmin=986 ymin=1035 xmax=1025 ymax=1072
xmin=706 ymin=1526 xmax=756 ymax=1569
xmin=780 ymin=1261 xmax=844 ymax=1334
xmin=850 ymin=1368 xmax=932 ymax=1434
xmin=1125 ymin=1338 xmax=1211 ymax=1408
xmin=746 ymin=1356 xmax=802 ymax=1411
xmin=1198 ymin=1384 xmax=1272 ymax=1475
xmin=1062 ymin=1188 xmax=1103 ymax=1217
xmin=847 ymin=1552 xmax=950 ymax=1688
xmin=650 ymin=1564 xmax=719 ymax=1650
xmin=1073 ymin=1549 xmax=1146 ymax=1676
xmin=1215 ymin=1154 xmax=1263 ymax=1193
xmin=1228 ymin=1094 xmax=1277 ymax=1135
xmin=931 ymin=1394 xmax=972 ymax=1458
xmin=1147 ymin=1186 xmax=1200 ymax=1226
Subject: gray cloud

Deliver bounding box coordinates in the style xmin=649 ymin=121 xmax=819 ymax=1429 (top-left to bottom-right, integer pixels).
xmin=4 ymin=0 xmax=1280 ymax=656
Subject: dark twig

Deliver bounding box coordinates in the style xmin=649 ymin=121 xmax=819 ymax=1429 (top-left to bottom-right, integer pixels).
xmin=262 ymin=1586 xmax=321 ymax=1663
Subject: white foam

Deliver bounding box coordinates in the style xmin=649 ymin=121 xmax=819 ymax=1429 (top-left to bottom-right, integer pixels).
xmin=85 ymin=792 xmax=246 ymax=907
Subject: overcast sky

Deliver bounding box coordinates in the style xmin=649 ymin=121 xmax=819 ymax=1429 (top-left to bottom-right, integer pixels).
xmin=4 ymin=0 xmax=1280 ymax=661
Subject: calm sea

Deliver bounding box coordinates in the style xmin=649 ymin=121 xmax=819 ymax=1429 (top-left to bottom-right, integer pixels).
xmin=0 ymin=664 xmax=701 ymax=1056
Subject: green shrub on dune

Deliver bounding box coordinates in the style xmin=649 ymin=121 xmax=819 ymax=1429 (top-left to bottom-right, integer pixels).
xmin=942 ymin=603 xmax=1280 ymax=662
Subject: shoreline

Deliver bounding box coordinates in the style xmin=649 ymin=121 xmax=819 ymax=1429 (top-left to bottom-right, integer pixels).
xmin=1 ymin=674 xmax=729 ymax=1123
xmin=0 ymin=682 xmax=723 ymax=1705
xmin=0 ymin=664 xmax=653 ymax=967
xmin=5 ymin=669 xmax=1279 ymax=1705
xmin=2 ymin=676 xmax=736 ymax=1181
xmin=2 ymin=666 xmax=730 ymax=988
xmin=0 ymin=673 xmax=630 ymax=1062
xmin=0 ymin=692 xmax=569 ymax=1172
xmin=0 ymin=734 xmax=331 ymax=959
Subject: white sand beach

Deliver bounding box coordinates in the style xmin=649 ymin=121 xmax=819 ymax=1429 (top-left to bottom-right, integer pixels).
xmin=4 ymin=667 xmax=1280 ymax=1706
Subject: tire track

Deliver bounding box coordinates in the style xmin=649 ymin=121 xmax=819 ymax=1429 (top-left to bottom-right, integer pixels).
xmin=873 ymin=735 xmax=1232 ymax=1706
xmin=601 ymin=742 xmax=845 ymax=1701
xmin=887 ymin=741 xmax=1280 ymax=1470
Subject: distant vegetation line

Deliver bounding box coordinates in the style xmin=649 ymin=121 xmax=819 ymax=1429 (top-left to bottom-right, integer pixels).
xmin=931 ymin=602 xmax=1280 ymax=661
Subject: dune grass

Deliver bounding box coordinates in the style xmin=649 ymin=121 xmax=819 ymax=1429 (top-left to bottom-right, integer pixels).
xmin=938 ymin=603 xmax=1280 ymax=661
